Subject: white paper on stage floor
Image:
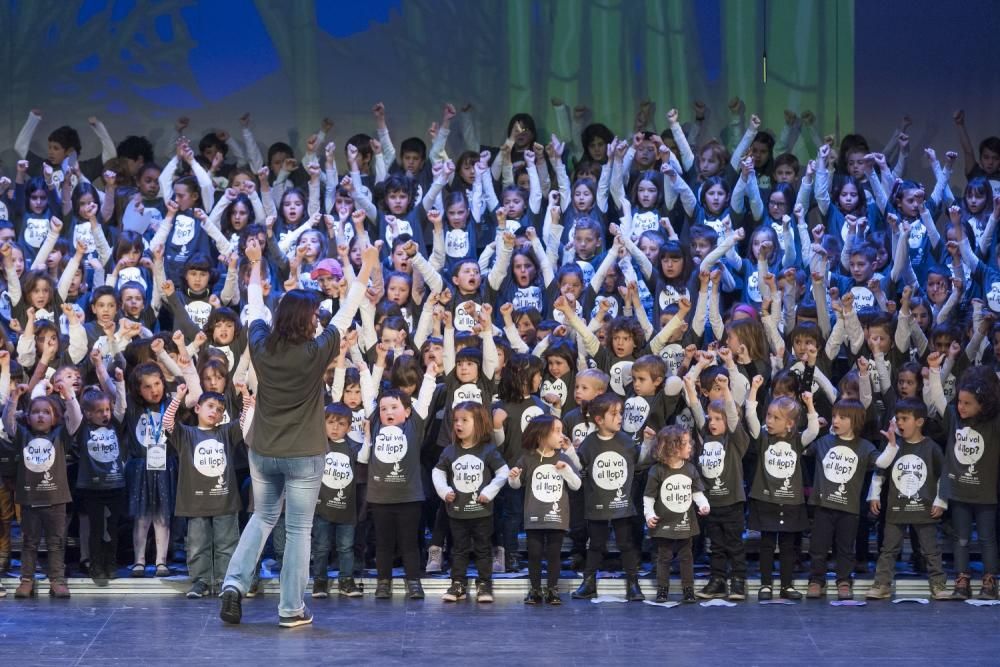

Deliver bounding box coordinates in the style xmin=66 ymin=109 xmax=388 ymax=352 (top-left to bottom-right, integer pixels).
xmin=590 ymin=595 xmax=629 ymax=603
xmin=642 ymin=600 xmax=680 ymax=608
xmin=892 ymin=598 xmax=929 ymax=604
xmin=759 ymin=599 xmax=797 ymax=605
xmin=829 ymin=600 xmax=866 ymax=607
xmin=699 ymin=599 xmax=737 ymax=607
xmin=965 ymin=599 xmax=1000 ymax=607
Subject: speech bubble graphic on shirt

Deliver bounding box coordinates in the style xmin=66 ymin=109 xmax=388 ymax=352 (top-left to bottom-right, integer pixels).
xmin=194 ymin=439 xmax=227 ymax=477
xmin=609 ymin=361 xmax=634 ymax=396
xmin=764 ymin=441 xmax=797 ymax=480
xmin=374 ymin=425 xmax=408 ymax=463
xmin=541 ymin=378 xmax=568 ymax=407
xmin=24 ymin=438 xmax=55 ymax=473
xmin=521 ymin=405 xmax=545 ymax=432
xmin=453 ymin=383 xmax=483 ymax=405
xmin=699 ymin=441 xmax=725 ymax=479
xmin=453 ymin=300 xmax=481 ymax=332
xmin=186 ymin=300 xmax=213 ymax=329
xmin=135 ymin=412 xmax=165 ymax=448
xmin=512 ymin=285 xmax=543 ymax=312
xmin=622 ymin=396 xmax=651 ymax=434
xmin=323 ymin=451 xmax=353 ymax=489
xmin=572 ymin=421 xmax=596 ymax=443
xmin=954 ymin=427 xmax=984 ymax=470
xmin=531 ymin=464 xmax=564 ymax=503
xmin=452 ymin=454 xmax=485 ymax=493
xmin=593 ymin=450 xmax=628 ymax=491
xmin=891 ymin=454 xmax=927 ymax=498
xmin=87 ymin=427 xmax=120 ymax=464
xmin=24 ymin=217 xmax=48 ymax=248
xmin=746 ymin=271 xmax=762 ymax=303
xmin=446 ymin=228 xmax=470 ymax=258
xmin=660 ymin=474 xmax=693 ymax=513
xmin=822 ymin=445 xmax=859 ymax=484
xmin=658 ymin=284 xmax=685 ymax=311
xmin=172 ymin=214 xmax=196 ymax=245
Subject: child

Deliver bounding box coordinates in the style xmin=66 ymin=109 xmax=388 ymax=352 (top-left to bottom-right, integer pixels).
xmin=163 ymin=385 xmax=249 ymax=598
xmin=864 ymin=403 xmax=949 ymax=600
xmin=508 ymin=415 xmax=581 ymax=605
xmin=572 ymin=392 xmax=645 ymax=601
xmin=644 ymin=424 xmax=709 ymax=603
xmin=432 ymin=401 xmax=509 ymax=603
xmin=312 ymin=403 xmax=367 ymax=599
xmin=927 ymin=361 xmax=1000 ymax=599
xmin=804 ymin=399 xmax=881 ymax=599
xmin=745 ymin=380 xmax=819 ymax=600
xmin=3 ymin=383 xmax=76 ymax=598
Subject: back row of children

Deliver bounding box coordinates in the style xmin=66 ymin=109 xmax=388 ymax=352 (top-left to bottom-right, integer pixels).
xmin=0 ymin=97 xmax=998 ymax=606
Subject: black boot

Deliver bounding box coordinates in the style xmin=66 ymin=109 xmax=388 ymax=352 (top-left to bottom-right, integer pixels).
xmin=626 ymin=575 xmax=645 ymax=601
xmin=655 ymin=585 xmax=670 ymax=603
xmin=697 ymin=576 xmax=728 ymax=599
xmin=374 ymin=579 xmax=392 ymax=599
xmin=682 ymin=586 xmax=697 ymax=603
xmin=406 ymin=579 xmax=425 ymax=600
xmin=728 ymin=577 xmax=746 ymax=601
xmin=572 ymin=573 xmax=598 ymax=599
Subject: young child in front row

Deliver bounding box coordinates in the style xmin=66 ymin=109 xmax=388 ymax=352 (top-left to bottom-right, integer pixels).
xmin=805 ymin=399 xmax=882 ymax=600
xmin=432 ymin=401 xmax=510 ymax=603
xmin=745 ymin=380 xmax=818 ymax=600
xmin=3 ymin=383 xmax=76 ymax=598
xmin=508 ymin=415 xmax=581 ymax=605
xmin=311 ymin=403 xmax=368 ymax=600
xmin=865 ymin=401 xmax=949 ymax=600
xmin=163 ymin=384 xmax=250 ymax=598
xmin=644 ymin=425 xmax=709 ymax=603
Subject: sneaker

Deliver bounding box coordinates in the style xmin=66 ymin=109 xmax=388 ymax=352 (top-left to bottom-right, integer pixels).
xmin=186 ymin=580 xmax=210 ymax=599
xmin=476 ymin=582 xmax=494 ymax=603
xmin=374 ymin=579 xmax=392 ymax=599
xmin=278 ymin=606 xmax=313 ymax=628
xmin=780 ymin=586 xmax=803 ymax=601
xmin=442 ymin=580 xmax=467 ymax=602
xmin=492 ymin=547 xmax=506 ymax=574
xmin=338 ymin=577 xmax=363 ymax=598
xmin=311 ymin=579 xmax=329 ymax=599
xmin=544 ymin=587 xmax=562 ymax=605
xmin=728 ymin=578 xmax=746 ymax=601
xmin=931 ymin=583 xmax=951 ymax=601
xmin=654 ymin=586 xmax=670 ymax=603
xmin=246 ymin=571 xmax=261 ymax=598
xmin=523 ymin=587 xmax=543 ymax=605
xmin=406 ymin=579 xmax=425 ymax=600
xmin=806 ymin=581 xmax=826 ymax=599
xmin=697 ymin=577 xmax=728 ymax=599
xmin=951 ymin=573 xmax=972 ymax=600
xmin=865 ymin=583 xmax=892 ymax=600
xmin=681 ymin=587 xmax=697 ymax=603
xmin=978 ymin=573 xmax=998 ymax=600
xmin=219 ymin=587 xmax=242 ymax=624
xmin=837 ymin=581 xmax=853 ymax=600
xmin=425 ymin=546 xmax=443 ymax=574
xmin=48 ymin=581 xmax=71 ymax=598
xmin=758 ymin=585 xmax=773 ymax=601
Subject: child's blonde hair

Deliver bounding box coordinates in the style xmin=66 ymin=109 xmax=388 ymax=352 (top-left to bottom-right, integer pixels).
xmin=767 ymin=396 xmax=801 ymax=433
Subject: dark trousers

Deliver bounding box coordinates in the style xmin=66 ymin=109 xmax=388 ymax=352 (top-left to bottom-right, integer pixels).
xmin=186 ymin=513 xmax=239 ymax=587
xmin=951 ymin=501 xmax=998 ymax=574
xmin=809 ymin=506 xmax=859 ymax=584
xmin=21 ymin=503 xmax=67 ymax=584
xmin=704 ymin=502 xmax=746 ymax=579
xmin=449 ymin=515 xmax=493 ymax=584
xmin=874 ymin=522 xmax=945 ymax=588
xmin=79 ymin=489 xmax=126 ymax=575
xmin=353 ymin=482 xmax=373 ymax=573
xmin=430 ymin=503 xmax=450 ymax=549
xmin=526 ymin=529 xmax=563 ymax=589
xmin=494 ymin=486 xmax=524 ymax=557
xmin=654 ymin=537 xmax=693 ymax=588
xmin=759 ymin=531 xmax=799 ymax=588
xmin=567 ymin=488 xmax=587 ymax=558
xmin=585 ymin=518 xmax=639 ymax=576
xmin=0 ymin=477 xmax=15 ymax=559
xmin=371 ymin=501 xmax=422 ymax=580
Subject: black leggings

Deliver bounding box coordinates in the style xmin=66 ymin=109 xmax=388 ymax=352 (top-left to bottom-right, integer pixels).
xmin=951 ymin=501 xmax=998 ymax=574
xmin=759 ymin=531 xmax=798 ymax=588
xmin=526 ymin=529 xmax=563 ymax=589
xmin=585 ymin=518 xmax=639 ymax=576
xmin=371 ymin=502 xmax=422 ymax=580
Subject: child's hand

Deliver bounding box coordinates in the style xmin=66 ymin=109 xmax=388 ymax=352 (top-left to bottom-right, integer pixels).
xmin=926 ymin=350 xmax=943 ymax=369
xmin=161 ymin=280 xmax=175 ymax=296
xmin=647 ymin=516 xmax=659 ymax=529
xmin=856 ymin=356 xmax=869 ymax=375
xmin=244 ymin=237 xmax=263 ymax=262
xmin=508 ymin=467 xmax=520 ymax=481
xmin=176 ymin=383 xmax=188 ymax=399
xmin=444 ymin=490 xmax=456 ymax=503
xmin=555 ymin=460 xmax=568 ymax=470
xmin=150 ymin=337 xmax=165 ymax=355
xmin=750 ymin=374 xmax=764 ymax=392
xmin=869 ymin=499 xmax=881 ymax=517
xmin=948 ymin=340 xmax=962 ymax=359
xmin=697 ymin=505 xmax=710 ymax=517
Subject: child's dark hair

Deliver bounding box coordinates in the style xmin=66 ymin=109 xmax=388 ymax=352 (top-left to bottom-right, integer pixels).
xmin=497 ymin=352 xmax=544 ymax=402
xmin=832 ymin=399 xmax=866 ymax=438
xmin=629 ymin=170 xmax=663 ymax=208
xmin=378 ymin=387 xmax=412 ymax=410
xmin=112 ymin=230 xmax=145 ymax=262
xmin=128 ymin=362 xmax=167 ymax=401
xmin=198 ymin=391 xmax=226 ymax=406
xmin=400 ymin=137 xmax=427 ymax=161
xmin=325 ymin=402 xmax=353 ymax=423
xmin=81 ymin=386 xmax=113 ymax=413
xmin=773 ymin=153 xmax=800 ymax=177
xmin=654 ymin=424 xmax=688 ymax=463
xmin=957 ymin=366 xmax=1000 ymax=419
xmin=379 ymin=175 xmax=416 ymax=212
xmin=632 ymin=354 xmax=667 ymax=385
xmin=183 ymin=253 xmax=218 ymax=288
xmin=49 ymin=126 xmax=82 ymax=154
xmin=117 ymin=136 xmax=155 ymax=164
xmin=582 ymin=391 xmax=623 ymax=426
xmin=698 ymin=176 xmax=731 ymax=211
xmin=688 ymin=223 xmax=718 ymax=247
xmin=172 ymin=175 xmax=202 ymax=207
xmin=831 ymin=174 xmax=868 ymax=213
xmin=199 ymin=132 xmax=229 ymax=158
xmin=608 ymin=316 xmax=646 ymax=350
xmin=390 ymin=354 xmax=423 ymax=392
xmin=451 ymin=401 xmax=492 ymax=446
xmin=521 ymin=414 xmax=559 ymax=453
xmin=204 ymin=307 xmax=241 ymax=339
xmin=894 ymin=397 xmax=928 ymax=422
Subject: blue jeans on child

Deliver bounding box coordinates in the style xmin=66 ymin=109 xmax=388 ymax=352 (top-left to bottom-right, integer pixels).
xmin=187 ymin=513 xmax=239 ymax=587
xmin=310 ymin=518 xmax=355 ymax=581
xmin=223 ymin=450 xmax=323 ymax=617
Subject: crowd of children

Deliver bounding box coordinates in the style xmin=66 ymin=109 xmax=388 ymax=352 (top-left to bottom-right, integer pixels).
xmin=0 ymin=97 xmax=999 ymax=608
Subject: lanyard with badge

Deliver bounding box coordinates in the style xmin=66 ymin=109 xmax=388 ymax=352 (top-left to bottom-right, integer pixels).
xmin=145 ymin=403 xmax=167 ymax=471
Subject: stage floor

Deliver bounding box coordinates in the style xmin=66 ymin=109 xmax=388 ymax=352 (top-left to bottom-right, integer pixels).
xmin=0 ymin=594 xmax=996 ymax=665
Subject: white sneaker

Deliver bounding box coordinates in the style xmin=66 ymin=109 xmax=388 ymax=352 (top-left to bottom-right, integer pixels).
xmin=425 ymin=546 xmax=443 ymax=574
xmin=492 ymin=547 xmax=505 ymax=574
